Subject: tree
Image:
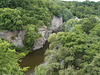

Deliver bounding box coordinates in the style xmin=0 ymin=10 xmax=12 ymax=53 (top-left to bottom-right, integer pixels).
xmin=0 ymin=39 xmax=27 ymax=74
xmin=60 ymin=7 xmax=73 ymax=22
xmin=38 ymin=30 xmax=100 ymax=75
xmin=35 ymin=66 xmax=47 ymax=75
xmin=8 ymin=0 xmax=31 ymax=9
xmin=64 ymin=19 xmax=77 ymax=32
xmin=0 ymin=0 xmax=11 ymax=7
xmin=79 ymin=54 xmax=100 ymax=75
xmin=23 ymin=25 xmax=41 ymax=49
xmin=81 ymin=19 xmax=92 ymax=34
xmin=90 ymin=24 xmax=100 ymax=37
xmin=0 ymin=8 xmax=23 ymax=31
xmin=80 ymin=16 xmax=98 ymax=34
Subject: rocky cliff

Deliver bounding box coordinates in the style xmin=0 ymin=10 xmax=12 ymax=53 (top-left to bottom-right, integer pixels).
xmin=0 ymin=16 xmax=63 ymax=50
xmin=33 ymin=16 xmax=63 ymax=50
xmin=0 ymin=30 xmax=26 ymax=47
xmin=51 ymin=16 xmax=63 ymax=31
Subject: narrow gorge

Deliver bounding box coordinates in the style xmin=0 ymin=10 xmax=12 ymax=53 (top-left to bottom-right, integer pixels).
xmin=20 ymin=16 xmax=63 ymax=75
xmin=0 ymin=16 xmax=63 ymax=75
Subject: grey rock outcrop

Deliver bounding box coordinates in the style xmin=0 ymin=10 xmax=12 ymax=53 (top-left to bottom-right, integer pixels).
xmin=12 ymin=31 xmax=26 ymax=47
xmin=33 ymin=27 xmax=52 ymax=50
xmin=33 ymin=16 xmax=63 ymax=50
xmin=0 ymin=30 xmax=26 ymax=47
xmin=51 ymin=16 xmax=63 ymax=31
xmin=33 ymin=37 xmax=45 ymax=50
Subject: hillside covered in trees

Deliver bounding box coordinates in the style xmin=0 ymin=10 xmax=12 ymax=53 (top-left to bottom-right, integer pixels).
xmin=0 ymin=0 xmax=100 ymax=75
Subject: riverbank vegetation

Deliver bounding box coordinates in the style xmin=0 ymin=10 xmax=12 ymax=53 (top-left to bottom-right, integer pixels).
xmin=0 ymin=39 xmax=28 ymax=74
xmin=0 ymin=0 xmax=100 ymax=74
xmin=35 ymin=16 xmax=100 ymax=75
xmin=34 ymin=0 xmax=100 ymax=75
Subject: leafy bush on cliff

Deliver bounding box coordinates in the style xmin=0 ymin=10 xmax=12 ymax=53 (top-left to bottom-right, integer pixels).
xmin=23 ymin=25 xmax=41 ymax=49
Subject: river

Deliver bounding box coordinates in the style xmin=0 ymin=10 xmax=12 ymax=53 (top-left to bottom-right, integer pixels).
xmin=19 ymin=42 xmax=49 ymax=75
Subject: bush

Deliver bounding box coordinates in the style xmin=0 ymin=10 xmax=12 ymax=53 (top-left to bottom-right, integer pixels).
xmin=23 ymin=25 xmax=40 ymax=49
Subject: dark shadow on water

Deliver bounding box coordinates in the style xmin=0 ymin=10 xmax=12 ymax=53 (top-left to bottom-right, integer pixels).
xmin=19 ymin=41 xmax=49 ymax=75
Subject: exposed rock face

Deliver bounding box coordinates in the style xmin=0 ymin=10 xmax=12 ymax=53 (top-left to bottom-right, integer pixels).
xmin=0 ymin=30 xmax=26 ymax=47
xmin=0 ymin=16 xmax=63 ymax=50
xmin=12 ymin=31 xmax=26 ymax=47
xmin=51 ymin=16 xmax=63 ymax=31
xmin=33 ymin=37 xmax=45 ymax=50
xmin=33 ymin=27 xmax=52 ymax=50
xmin=33 ymin=16 xmax=63 ymax=50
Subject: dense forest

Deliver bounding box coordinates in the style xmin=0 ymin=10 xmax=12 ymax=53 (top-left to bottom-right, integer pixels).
xmin=0 ymin=0 xmax=100 ymax=75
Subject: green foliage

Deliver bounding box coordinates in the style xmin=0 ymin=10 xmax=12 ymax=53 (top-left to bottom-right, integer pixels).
xmin=23 ymin=25 xmax=41 ymax=49
xmin=0 ymin=39 xmax=27 ymax=74
xmin=0 ymin=8 xmax=23 ymax=31
xmin=60 ymin=1 xmax=100 ymax=18
xmin=1 ymin=0 xmax=100 ymax=75
xmin=74 ymin=25 xmax=83 ymax=33
xmin=8 ymin=0 xmax=31 ymax=9
xmin=60 ymin=7 xmax=73 ymax=22
xmin=78 ymin=16 xmax=99 ymax=34
xmin=0 ymin=0 xmax=65 ymax=31
xmin=81 ymin=19 xmax=93 ymax=34
xmin=48 ymin=33 xmax=56 ymax=43
xmin=90 ymin=24 xmax=100 ymax=37
xmin=0 ymin=0 xmax=11 ymax=7
xmin=35 ymin=66 xmax=47 ymax=75
xmin=36 ymin=28 xmax=100 ymax=75
xmin=32 ymin=6 xmax=52 ymax=26
xmin=63 ymin=19 xmax=77 ymax=32
xmin=46 ymin=0 xmax=61 ymax=17
xmin=79 ymin=54 xmax=100 ymax=75
xmin=1 ymin=0 xmax=100 ymax=31
xmin=59 ymin=67 xmax=77 ymax=75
